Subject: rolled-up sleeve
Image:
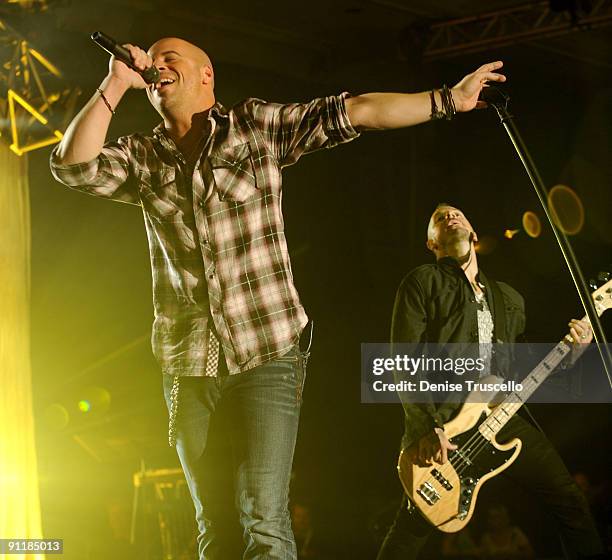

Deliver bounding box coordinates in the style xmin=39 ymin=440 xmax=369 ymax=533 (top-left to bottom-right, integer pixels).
xmin=49 ymin=136 xmax=140 ymax=205
xmin=247 ymin=92 xmax=360 ymax=168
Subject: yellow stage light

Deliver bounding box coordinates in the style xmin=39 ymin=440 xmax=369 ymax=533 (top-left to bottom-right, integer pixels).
xmin=78 ymin=400 xmax=92 ymax=413
xmin=28 ymin=48 xmax=61 ymax=77
xmin=0 ymin=141 xmax=46 ymax=558
xmin=1 ymin=21 xmax=79 ymax=156
xmin=522 ymin=211 xmax=542 ymax=238
xmin=548 ymin=185 xmax=584 ymax=235
xmin=77 ymin=387 xmax=112 ymax=414
xmin=7 ymin=89 xmax=63 ymax=156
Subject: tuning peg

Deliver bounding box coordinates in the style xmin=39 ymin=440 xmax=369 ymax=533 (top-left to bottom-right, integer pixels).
xmin=597 ymin=271 xmax=611 ymax=283
xmin=588 ymin=278 xmax=598 ymax=291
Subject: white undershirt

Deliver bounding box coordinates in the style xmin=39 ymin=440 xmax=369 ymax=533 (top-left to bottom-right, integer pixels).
xmin=474 ymin=285 xmax=494 ymax=376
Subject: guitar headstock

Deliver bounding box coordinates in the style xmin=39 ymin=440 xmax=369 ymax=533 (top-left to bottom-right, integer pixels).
xmin=592 ymin=270 xmax=612 ymax=316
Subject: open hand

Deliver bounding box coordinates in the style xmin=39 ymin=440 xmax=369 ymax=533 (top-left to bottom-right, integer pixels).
xmin=451 ymin=61 xmax=506 ymax=112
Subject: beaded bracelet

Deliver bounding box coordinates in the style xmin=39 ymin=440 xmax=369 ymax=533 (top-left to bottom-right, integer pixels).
xmin=97 ymin=88 xmax=116 ymax=115
xmin=429 ymin=89 xmax=444 ymax=120
xmin=440 ymin=84 xmax=456 ymax=120
xmin=429 ymin=84 xmax=456 ymax=121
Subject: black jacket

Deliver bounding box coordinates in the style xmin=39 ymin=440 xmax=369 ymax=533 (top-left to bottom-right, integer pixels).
xmin=391 ymin=257 xmax=526 ymax=448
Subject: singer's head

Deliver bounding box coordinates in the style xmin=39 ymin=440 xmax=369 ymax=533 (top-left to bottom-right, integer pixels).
xmin=146 ymin=37 xmax=215 ymax=116
xmin=426 ymin=203 xmax=478 ymax=260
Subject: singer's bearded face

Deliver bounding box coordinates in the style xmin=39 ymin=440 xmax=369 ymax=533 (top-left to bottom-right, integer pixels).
xmin=146 ymin=38 xmax=214 ymax=113
xmin=427 ymin=205 xmax=476 ymax=254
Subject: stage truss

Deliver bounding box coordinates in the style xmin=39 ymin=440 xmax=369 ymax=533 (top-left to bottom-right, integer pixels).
xmin=0 ymin=18 xmax=80 ymax=156
xmin=412 ymin=0 xmax=612 ymax=61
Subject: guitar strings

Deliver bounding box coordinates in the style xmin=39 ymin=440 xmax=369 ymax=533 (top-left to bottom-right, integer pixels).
xmin=435 ymin=391 xmax=527 ymax=481
xmin=431 ymin=398 xmax=518 ymax=483
xmin=418 ymin=343 xmax=572 ymax=500
xmin=439 ymin=351 xmax=556 ymax=478
xmin=450 ymin=341 xmax=566 ymax=471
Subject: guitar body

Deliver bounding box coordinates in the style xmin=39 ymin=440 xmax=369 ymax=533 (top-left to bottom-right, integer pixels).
xmin=396 ymin=277 xmax=612 ymax=533
xmin=397 ymin=401 xmax=521 ymax=533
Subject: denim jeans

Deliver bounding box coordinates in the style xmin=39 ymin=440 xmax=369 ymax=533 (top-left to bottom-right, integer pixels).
xmin=376 ymin=414 xmax=604 ymax=560
xmin=163 ymin=344 xmax=309 ymax=560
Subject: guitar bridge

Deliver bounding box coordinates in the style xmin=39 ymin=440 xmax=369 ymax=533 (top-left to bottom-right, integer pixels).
xmin=417 ymin=482 xmax=441 ymax=505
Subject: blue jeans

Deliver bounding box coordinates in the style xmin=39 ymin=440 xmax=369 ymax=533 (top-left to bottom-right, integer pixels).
xmin=163 ymin=345 xmax=308 ymax=560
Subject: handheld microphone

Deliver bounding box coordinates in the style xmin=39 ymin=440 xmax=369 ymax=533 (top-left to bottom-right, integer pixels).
xmin=91 ymin=31 xmax=160 ymax=84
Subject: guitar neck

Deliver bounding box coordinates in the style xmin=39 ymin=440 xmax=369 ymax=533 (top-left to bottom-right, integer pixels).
xmin=475 ymin=273 xmax=612 ymax=439
xmin=479 ymin=339 xmax=572 ymax=439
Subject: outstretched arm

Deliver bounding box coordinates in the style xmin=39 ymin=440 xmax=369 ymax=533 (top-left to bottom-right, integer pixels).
xmin=345 ymin=61 xmax=506 ymax=130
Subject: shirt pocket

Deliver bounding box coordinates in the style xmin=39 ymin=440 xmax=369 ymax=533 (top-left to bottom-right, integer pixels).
xmin=138 ymin=168 xmax=182 ymax=221
xmin=209 ymin=142 xmax=259 ymax=202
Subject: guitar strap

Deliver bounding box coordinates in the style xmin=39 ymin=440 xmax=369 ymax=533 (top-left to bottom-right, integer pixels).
xmin=484 ymin=275 xmax=548 ymax=435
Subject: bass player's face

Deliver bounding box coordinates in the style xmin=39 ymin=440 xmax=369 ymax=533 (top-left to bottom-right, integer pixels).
xmin=428 ymin=206 xmax=476 ymax=250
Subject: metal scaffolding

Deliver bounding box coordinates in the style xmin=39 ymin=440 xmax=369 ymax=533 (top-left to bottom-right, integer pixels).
xmin=0 ymin=18 xmax=80 ymax=156
xmin=419 ymin=0 xmax=612 ymax=61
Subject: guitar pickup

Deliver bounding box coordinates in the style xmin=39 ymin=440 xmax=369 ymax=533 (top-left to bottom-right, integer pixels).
xmin=431 ymin=469 xmax=453 ymax=490
xmin=417 ymin=482 xmax=441 ymax=505
xmin=453 ymin=450 xmax=473 ymax=466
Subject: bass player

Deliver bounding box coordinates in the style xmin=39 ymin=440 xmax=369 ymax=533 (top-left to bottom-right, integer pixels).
xmin=376 ymin=203 xmax=604 ymax=560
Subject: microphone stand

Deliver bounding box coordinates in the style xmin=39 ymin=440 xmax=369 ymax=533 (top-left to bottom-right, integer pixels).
xmin=483 ymin=87 xmax=612 ymax=389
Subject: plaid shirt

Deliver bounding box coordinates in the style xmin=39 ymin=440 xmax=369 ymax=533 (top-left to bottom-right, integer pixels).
xmin=50 ymin=93 xmax=359 ymax=375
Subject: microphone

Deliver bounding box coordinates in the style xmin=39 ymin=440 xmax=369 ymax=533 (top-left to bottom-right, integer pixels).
xmin=478 ymin=85 xmax=509 ymax=109
xmin=91 ymin=31 xmax=160 ymax=84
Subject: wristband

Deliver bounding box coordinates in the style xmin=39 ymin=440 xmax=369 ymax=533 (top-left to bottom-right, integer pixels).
xmin=96 ymin=88 xmax=116 ymax=115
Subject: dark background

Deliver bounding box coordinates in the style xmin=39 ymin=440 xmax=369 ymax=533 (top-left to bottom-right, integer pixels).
xmin=4 ymin=0 xmax=611 ymax=558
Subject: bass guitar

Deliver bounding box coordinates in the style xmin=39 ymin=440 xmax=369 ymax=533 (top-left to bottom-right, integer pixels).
xmin=397 ymin=276 xmax=611 ymax=533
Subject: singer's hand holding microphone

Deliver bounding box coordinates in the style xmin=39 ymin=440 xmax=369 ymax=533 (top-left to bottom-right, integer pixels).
xmin=91 ymin=31 xmax=159 ymax=90
xmin=109 ymin=44 xmax=153 ymax=90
